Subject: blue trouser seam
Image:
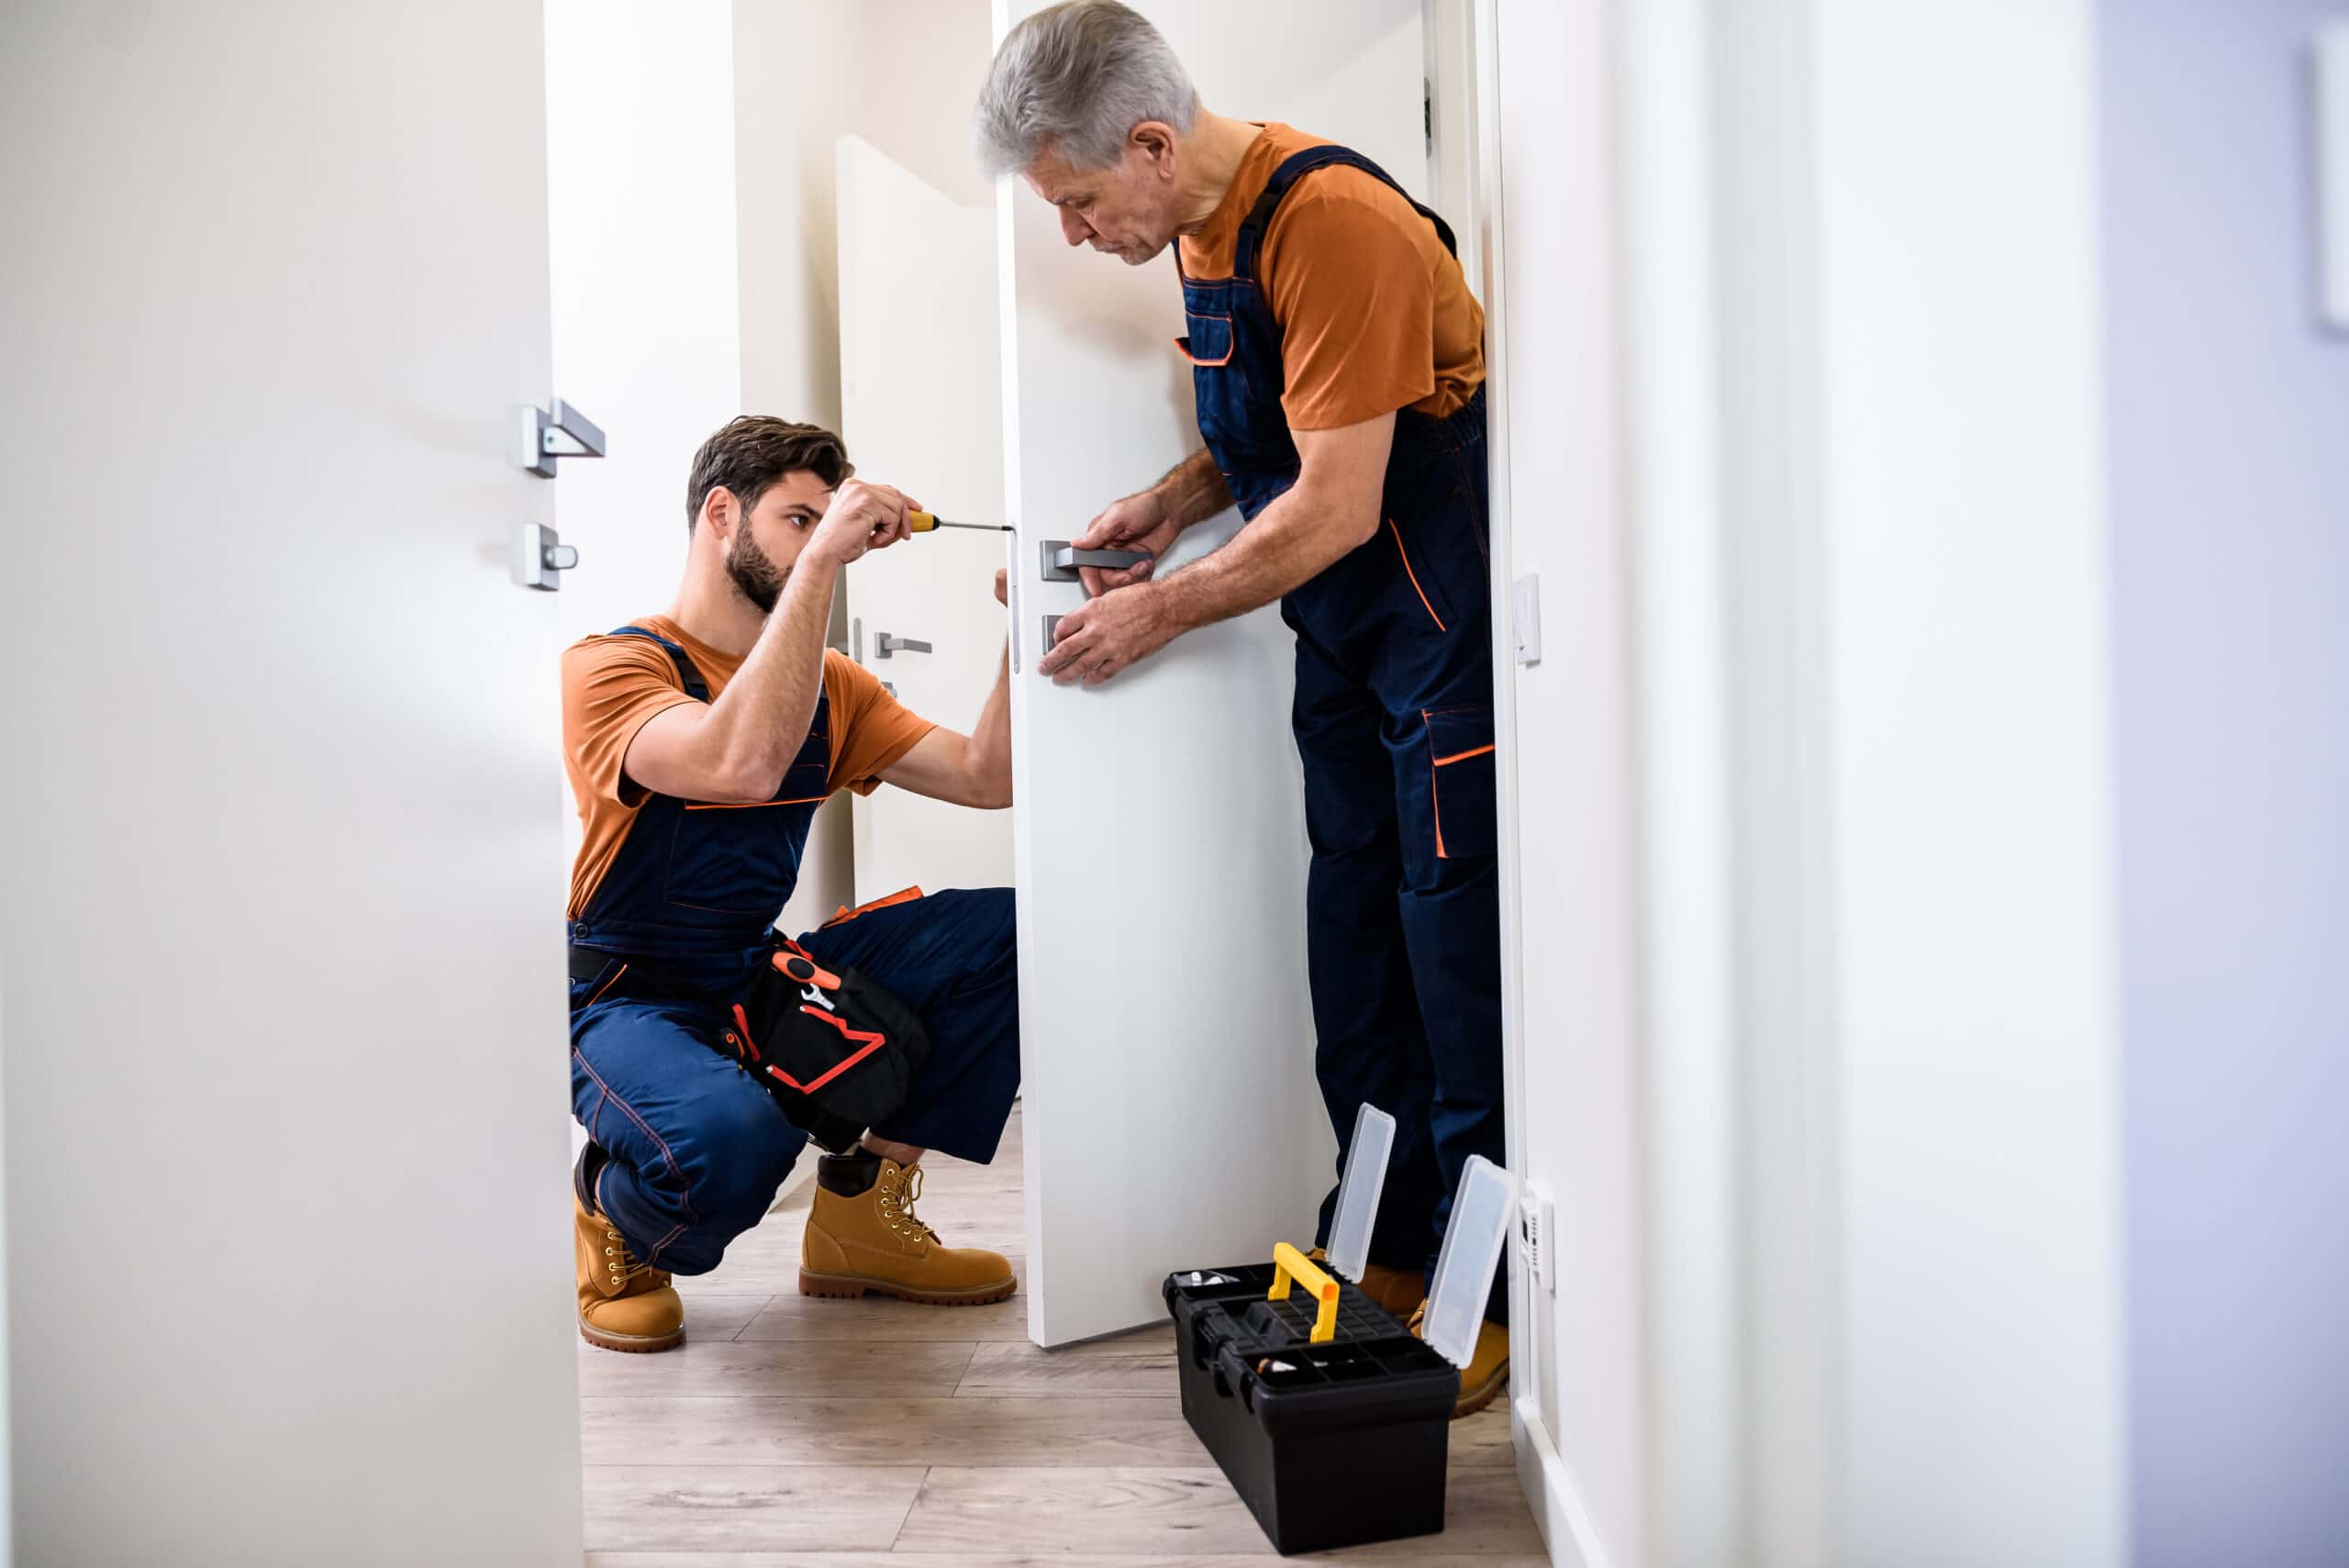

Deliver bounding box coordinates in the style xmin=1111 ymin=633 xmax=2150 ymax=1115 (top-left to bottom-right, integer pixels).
xmin=572 ymin=1043 xmax=701 ymax=1231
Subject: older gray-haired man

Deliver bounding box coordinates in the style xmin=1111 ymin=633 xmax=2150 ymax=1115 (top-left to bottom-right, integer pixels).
xmin=975 ymin=0 xmax=1506 ymax=1417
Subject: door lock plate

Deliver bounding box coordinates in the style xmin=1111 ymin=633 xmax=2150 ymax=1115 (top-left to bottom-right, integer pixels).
xmin=510 ymin=522 xmax=578 ymax=591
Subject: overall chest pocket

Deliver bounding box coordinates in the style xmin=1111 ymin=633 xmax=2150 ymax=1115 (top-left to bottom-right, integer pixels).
xmin=1176 ymin=310 xmax=1235 ymax=367
xmin=1180 ymin=297 xmax=1291 ymax=480
xmin=662 ymin=756 xmax=828 ymax=916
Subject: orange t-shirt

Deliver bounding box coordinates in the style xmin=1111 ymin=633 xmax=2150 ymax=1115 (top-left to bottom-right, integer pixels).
xmin=1176 ymin=123 xmax=1485 ymax=431
xmin=562 ymin=615 xmax=937 ymax=918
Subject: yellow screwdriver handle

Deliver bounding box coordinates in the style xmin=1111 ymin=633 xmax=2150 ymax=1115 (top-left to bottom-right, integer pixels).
xmin=907 ymin=510 xmax=939 ymax=532
xmin=1267 ymin=1241 xmax=1340 ymax=1344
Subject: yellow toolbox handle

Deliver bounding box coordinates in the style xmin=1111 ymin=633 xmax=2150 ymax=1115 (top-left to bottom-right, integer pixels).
xmin=1267 ymin=1241 xmax=1340 ymax=1344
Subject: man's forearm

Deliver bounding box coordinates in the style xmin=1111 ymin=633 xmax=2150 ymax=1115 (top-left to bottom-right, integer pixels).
xmin=702 ymin=558 xmax=838 ymax=789
xmin=1152 ymin=480 xmax=1369 ymax=632
xmin=964 ymin=644 xmax=1013 ymax=806
xmin=1152 ymin=447 xmax=1235 ymax=529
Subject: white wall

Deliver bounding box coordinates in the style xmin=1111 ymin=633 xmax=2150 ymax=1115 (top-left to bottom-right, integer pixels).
xmin=546 ymin=0 xmax=745 ymax=648
xmin=544 ymin=0 xmax=749 ymax=911
xmin=2101 ymin=2 xmax=2349 ymax=1560
xmin=1492 ymin=0 xmax=2130 ymax=1562
xmin=0 ymin=958 xmax=9 ymax=1568
xmin=1810 ymin=6 xmax=2125 ymax=1560
xmin=1484 ymin=1 xmax=1651 ymax=1564
xmin=732 ymin=0 xmax=998 ymax=930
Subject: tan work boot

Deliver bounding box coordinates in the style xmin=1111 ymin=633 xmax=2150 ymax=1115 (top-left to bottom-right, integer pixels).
xmin=1309 ymin=1247 xmax=1427 ymax=1318
xmin=1410 ymin=1299 xmax=1509 ymax=1418
xmin=800 ymin=1150 xmax=1017 ymax=1306
xmin=575 ymin=1195 xmax=685 ymax=1352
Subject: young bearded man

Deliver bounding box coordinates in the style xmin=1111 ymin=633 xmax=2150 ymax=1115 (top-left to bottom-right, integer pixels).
xmin=562 ymin=415 xmax=1019 ymax=1352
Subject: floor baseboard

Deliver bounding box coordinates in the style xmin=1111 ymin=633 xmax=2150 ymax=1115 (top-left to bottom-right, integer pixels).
xmin=1513 ymin=1393 xmax=1617 ymax=1568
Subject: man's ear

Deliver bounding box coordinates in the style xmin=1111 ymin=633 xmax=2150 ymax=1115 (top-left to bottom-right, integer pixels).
xmin=702 ymin=486 xmax=737 ymax=539
xmin=1130 ymin=121 xmax=1178 ymax=179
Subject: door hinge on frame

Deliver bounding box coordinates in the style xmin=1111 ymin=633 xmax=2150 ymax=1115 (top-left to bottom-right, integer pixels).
xmin=514 ymin=397 xmax=607 ymax=478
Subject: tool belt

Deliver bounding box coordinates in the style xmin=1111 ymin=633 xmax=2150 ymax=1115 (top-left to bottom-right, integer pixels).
xmin=570 ymin=938 xmax=930 ymax=1155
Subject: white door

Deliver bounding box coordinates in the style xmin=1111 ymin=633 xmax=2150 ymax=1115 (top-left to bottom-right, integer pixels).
xmin=838 ymin=136 xmax=1019 ymax=904
xmin=0 ymin=5 xmax=582 ymax=1562
xmin=997 ymin=0 xmax=1433 ymax=1346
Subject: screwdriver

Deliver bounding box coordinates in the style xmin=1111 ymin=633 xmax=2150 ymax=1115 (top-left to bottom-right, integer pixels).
xmin=907 ymin=510 xmax=1011 ymax=534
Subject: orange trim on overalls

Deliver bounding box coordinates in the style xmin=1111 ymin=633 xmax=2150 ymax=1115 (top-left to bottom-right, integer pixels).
xmin=586 ymin=962 xmax=630 ymax=1008
xmin=1431 ymin=746 xmax=1448 ymax=860
xmin=1174 ymin=315 xmax=1236 ymax=367
xmin=1387 ymin=520 xmax=1447 ymax=632
xmin=825 ymin=885 xmax=926 ymax=928
xmin=1421 ymin=709 xmax=1488 ymax=861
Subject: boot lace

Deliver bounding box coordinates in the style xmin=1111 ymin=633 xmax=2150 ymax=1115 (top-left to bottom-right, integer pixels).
xmin=880 ymin=1165 xmax=941 ymax=1245
xmin=602 ymin=1220 xmax=669 ymax=1293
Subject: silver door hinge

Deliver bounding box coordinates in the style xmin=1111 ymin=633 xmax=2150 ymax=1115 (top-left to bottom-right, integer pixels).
xmin=515 ymin=397 xmax=607 ymax=477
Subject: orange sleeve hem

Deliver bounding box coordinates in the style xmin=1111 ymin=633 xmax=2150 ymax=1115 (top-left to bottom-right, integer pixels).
xmin=820 ymin=651 xmax=942 ymax=796
xmin=841 ymin=719 xmax=940 ymax=797
xmin=607 ymin=694 xmax=700 ymax=807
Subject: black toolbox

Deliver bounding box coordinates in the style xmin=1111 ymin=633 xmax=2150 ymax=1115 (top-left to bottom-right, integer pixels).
xmin=1162 ymin=1258 xmax=1460 ymax=1555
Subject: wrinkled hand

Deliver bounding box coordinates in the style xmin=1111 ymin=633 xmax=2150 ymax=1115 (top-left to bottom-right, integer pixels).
xmin=993 ymin=567 xmax=1008 ymax=606
xmin=1074 ymin=489 xmax=1181 ymax=597
xmin=1037 ymin=582 xmax=1183 ymax=686
xmin=809 ymin=480 xmax=918 ymax=568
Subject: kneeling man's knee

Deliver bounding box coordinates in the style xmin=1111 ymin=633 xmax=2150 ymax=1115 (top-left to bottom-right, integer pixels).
xmin=685 ymin=1094 xmax=805 ymax=1226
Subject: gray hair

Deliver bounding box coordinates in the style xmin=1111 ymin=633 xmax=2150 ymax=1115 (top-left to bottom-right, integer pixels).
xmin=973 ymin=1 xmax=1198 ymax=177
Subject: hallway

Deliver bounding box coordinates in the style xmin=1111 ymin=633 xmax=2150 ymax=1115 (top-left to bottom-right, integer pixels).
xmin=576 ymin=1104 xmax=1544 ymax=1562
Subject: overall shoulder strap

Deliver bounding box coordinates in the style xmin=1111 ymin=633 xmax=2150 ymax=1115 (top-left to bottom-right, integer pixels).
xmin=1234 ymin=144 xmax=1460 ymax=283
xmin=607 ymin=625 xmax=709 ymax=703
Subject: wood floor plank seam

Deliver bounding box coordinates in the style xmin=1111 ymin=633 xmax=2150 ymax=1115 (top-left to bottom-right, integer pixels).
xmin=886 ymin=1464 xmax=935 ymax=1555
xmin=728 ymin=1294 xmax=778 ymax=1341
xmin=883 ymin=1464 xmax=925 ymax=1558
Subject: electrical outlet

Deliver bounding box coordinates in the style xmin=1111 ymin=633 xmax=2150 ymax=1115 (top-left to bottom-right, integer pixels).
xmin=1518 ymin=1183 xmax=1556 ymax=1294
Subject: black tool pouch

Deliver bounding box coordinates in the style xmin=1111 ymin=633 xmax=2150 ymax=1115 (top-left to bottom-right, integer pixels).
xmin=722 ymin=940 xmax=931 ymax=1154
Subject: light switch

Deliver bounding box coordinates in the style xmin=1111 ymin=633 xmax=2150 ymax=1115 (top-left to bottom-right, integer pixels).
xmin=1512 ymin=574 xmax=1542 ymax=666
xmin=1518 ymin=1181 xmax=1556 ymax=1294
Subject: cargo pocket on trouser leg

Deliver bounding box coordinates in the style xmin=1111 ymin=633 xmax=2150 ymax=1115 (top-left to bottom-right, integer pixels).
xmin=1423 ymin=706 xmax=1497 ymax=862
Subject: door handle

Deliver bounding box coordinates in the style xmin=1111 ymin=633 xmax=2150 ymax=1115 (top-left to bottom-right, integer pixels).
xmin=1039 ymin=540 xmax=1153 ymax=583
xmin=510 ymin=522 xmax=579 ymax=591
xmin=515 ymin=396 xmax=607 ymax=477
xmin=874 ymin=632 xmax=932 ymax=660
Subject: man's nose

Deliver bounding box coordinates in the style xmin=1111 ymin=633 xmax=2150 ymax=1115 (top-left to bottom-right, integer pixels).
xmin=1058 ymin=206 xmax=1091 ymax=248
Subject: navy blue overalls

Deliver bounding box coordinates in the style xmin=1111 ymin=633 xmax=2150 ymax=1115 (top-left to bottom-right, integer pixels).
xmin=1178 ymin=147 xmax=1504 ymax=1320
xmin=566 ymin=627 xmax=1020 ymax=1273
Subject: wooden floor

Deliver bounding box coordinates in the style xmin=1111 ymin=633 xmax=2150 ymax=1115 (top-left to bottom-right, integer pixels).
xmin=576 ymin=1104 xmax=1548 ymax=1565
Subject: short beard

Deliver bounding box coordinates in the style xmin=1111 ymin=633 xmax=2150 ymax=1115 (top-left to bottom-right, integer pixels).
xmin=726 ymin=526 xmax=787 ymax=614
